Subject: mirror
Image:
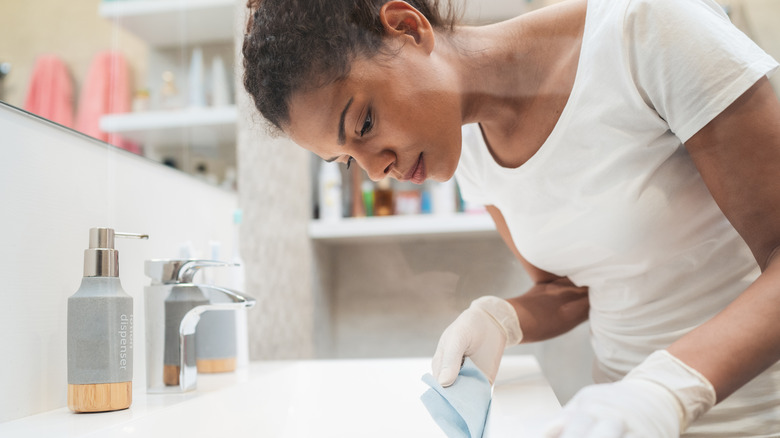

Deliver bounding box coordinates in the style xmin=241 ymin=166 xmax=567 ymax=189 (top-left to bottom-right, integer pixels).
xmin=0 ymin=0 xmax=238 ymax=190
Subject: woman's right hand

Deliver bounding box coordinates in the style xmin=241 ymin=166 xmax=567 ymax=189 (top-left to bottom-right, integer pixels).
xmin=432 ymin=296 xmax=524 ymax=387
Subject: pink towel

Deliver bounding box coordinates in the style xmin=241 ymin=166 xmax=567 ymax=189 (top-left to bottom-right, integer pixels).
xmin=75 ymin=51 xmax=140 ymax=154
xmin=24 ymin=55 xmax=74 ymax=128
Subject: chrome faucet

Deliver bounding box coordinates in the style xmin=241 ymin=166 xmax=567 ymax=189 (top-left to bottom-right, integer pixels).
xmin=144 ymin=259 xmax=255 ymax=393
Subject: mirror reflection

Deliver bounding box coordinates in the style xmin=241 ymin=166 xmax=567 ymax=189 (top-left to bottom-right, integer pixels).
xmin=0 ymin=0 xmax=237 ymax=189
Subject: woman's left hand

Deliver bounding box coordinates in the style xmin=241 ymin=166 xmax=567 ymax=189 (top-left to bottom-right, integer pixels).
xmin=543 ymin=350 xmax=716 ymax=438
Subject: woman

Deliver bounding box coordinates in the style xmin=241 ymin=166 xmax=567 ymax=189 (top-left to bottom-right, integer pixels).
xmin=242 ymin=0 xmax=780 ymax=436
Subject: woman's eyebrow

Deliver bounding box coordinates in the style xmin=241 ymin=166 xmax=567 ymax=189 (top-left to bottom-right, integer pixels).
xmin=337 ymin=97 xmax=354 ymax=145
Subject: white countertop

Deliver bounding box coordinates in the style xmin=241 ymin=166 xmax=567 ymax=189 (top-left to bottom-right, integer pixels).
xmin=0 ymin=356 xmax=560 ymax=437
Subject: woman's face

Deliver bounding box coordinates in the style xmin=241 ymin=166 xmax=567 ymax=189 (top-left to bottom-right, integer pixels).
xmin=286 ymin=43 xmax=463 ymax=184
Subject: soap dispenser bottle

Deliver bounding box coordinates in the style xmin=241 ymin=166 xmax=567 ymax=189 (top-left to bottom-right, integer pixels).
xmin=67 ymin=227 xmax=148 ymax=413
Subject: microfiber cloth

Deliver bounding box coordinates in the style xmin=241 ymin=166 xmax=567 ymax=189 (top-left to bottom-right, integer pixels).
xmin=420 ymin=358 xmax=492 ymax=438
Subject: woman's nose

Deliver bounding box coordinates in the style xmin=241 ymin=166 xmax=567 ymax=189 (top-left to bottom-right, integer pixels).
xmin=359 ymin=150 xmax=396 ymax=182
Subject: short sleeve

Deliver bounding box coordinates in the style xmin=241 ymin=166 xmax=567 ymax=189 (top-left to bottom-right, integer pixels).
xmin=454 ymin=124 xmax=493 ymax=206
xmin=625 ymin=0 xmax=779 ymax=142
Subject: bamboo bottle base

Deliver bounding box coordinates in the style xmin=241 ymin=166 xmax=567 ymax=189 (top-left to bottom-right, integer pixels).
xmin=68 ymin=381 xmax=132 ymax=413
xmin=163 ymin=358 xmax=237 ymax=386
xmin=164 ymin=364 xmax=180 ymax=386
xmin=197 ymin=357 xmax=236 ymax=374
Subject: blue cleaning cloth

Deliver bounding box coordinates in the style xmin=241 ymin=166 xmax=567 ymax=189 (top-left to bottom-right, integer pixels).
xmin=420 ymin=358 xmax=492 ymax=438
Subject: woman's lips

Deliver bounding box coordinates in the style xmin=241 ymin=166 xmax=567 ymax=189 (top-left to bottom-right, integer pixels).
xmin=403 ymin=153 xmax=426 ymax=184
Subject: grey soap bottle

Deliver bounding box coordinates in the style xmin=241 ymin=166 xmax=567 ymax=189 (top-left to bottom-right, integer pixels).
xmin=163 ymin=284 xmax=209 ymax=386
xmin=67 ymin=228 xmax=147 ymax=413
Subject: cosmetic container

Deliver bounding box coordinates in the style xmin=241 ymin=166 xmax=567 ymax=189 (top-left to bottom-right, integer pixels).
xmin=432 ymin=179 xmax=457 ymax=215
xmin=195 ymin=242 xmax=238 ymax=374
xmin=188 ymin=47 xmax=206 ymax=107
xmin=163 ymin=283 xmax=210 ymax=385
xmin=374 ymin=178 xmax=394 ymax=216
xmin=210 ymin=55 xmax=231 ymax=107
xmin=67 ymin=227 xmax=148 ymax=413
xmin=319 ymin=161 xmax=343 ymax=221
xmin=362 ymin=180 xmax=375 ymax=216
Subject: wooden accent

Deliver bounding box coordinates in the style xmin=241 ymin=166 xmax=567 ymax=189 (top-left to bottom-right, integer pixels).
xmin=163 ymin=364 xmax=180 ymax=386
xmin=197 ymin=357 xmax=236 ymax=373
xmin=68 ymin=381 xmax=132 ymax=413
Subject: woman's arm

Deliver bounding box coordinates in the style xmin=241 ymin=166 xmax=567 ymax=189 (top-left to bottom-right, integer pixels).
xmin=431 ymin=205 xmax=589 ymax=385
xmin=671 ymin=76 xmax=780 ymax=403
xmin=486 ymin=205 xmax=590 ymax=343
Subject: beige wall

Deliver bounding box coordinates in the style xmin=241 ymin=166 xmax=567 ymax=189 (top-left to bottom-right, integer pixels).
xmin=724 ymin=0 xmax=780 ymax=93
xmin=0 ymin=0 xmax=147 ymax=111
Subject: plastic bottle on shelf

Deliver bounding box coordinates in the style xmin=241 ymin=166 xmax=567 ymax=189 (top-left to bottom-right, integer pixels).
xmin=318 ymin=161 xmax=343 ymax=221
xmin=210 ymin=55 xmax=231 ymax=107
xmin=159 ymin=71 xmax=182 ymax=110
xmin=362 ymin=180 xmax=375 ymax=217
xmin=432 ymin=179 xmax=457 ymax=215
xmin=374 ymin=178 xmax=394 ymax=216
xmin=188 ymin=48 xmax=206 ymax=108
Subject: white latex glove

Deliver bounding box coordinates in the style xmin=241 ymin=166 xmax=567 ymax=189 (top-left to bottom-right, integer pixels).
xmin=432 ymin=296 xmax=523 ymax=387
xmin=543 ymin=350 xmax=717 ymax=438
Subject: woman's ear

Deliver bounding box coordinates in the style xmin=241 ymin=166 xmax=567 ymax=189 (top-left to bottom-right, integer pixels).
xmin=379 ymin=1 xmax=435 ymax=53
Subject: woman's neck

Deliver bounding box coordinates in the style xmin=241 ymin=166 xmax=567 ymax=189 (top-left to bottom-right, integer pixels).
xmin=447 ymin=0 xmax=587 ymax=167
xmin=452 ymin=0 xmax=586 ymax=129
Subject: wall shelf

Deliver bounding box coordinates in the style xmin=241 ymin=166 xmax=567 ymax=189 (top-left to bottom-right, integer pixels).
xmin=100 ymin=106 xmax=237 ymax=147
xmin=99 ymin=0 xmax=236 ymax=47
xmin=309 ymin=213 xmax=498 ymax=243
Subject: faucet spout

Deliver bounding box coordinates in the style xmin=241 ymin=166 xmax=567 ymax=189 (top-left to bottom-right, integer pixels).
xmin=175 ymin=284 xmax=255 ymax=392
xmin=144 ymin=259 xmax=256 ymax=394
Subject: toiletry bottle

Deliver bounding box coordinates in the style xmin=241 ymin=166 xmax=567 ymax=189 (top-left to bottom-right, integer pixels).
xmin=210 ymin=55 xmax=231 ymax=107
xmin=67 ymin=227 xmax=148 ymax=413
xmin=433 ymin=179 xmax=457 ymax=215
xmin=350 ymin=168 xmax=365 ymax=217
xmin=374 ymin=178 xmax=395 ymax=216
xmin=362 ymin=180 xmax=375 ymax=217
xmin=195 ymin=300 xmax=238 ymax=374
xmin=319 ymin=160 xmax=343 ymax=221
xmin=164 ymin=284 xmax=209 ymax=386
xmin=188 ymin=47 xmax=206 ymax=107
xmin=195 ymin=241 xmax=238 ymax=374
xmin=159 ymin=71 xmax=182 ymax=110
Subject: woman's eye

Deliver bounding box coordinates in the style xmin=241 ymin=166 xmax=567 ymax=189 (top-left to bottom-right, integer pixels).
xmin=360 ymin=109 xmax=373 ymax=136
xmin=346 ymin=156 xmax=355 ymax=169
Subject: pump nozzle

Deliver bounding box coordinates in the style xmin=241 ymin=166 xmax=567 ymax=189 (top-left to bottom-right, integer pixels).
xmin=84 ymin=227 xmax=148 ymax=277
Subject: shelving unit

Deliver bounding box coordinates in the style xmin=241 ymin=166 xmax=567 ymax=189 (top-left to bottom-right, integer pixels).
xmin=100 ymin=105 xmax=237 ymax=147
xmin=99 ymin=0 xmax=236 ymax=47
xmin=97 ymin=0 xmax=238 ymax=178
xmin=308 ymin=213 xmax=498 ymax=243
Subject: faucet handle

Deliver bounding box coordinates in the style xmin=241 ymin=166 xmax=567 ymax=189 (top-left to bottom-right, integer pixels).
xmin=177 ymin=260 xmax=238 ymax=283
xmin=145 ymin=259 xmax=239 ymax=284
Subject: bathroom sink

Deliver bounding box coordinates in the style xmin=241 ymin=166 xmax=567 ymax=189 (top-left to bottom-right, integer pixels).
xmin=0 ymin=356 xmax=560 ymax=437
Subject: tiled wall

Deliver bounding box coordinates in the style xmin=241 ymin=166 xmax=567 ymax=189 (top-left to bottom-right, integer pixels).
xmin=236 ymin=85 xmax=317 ymax=360
xmin=321 ymin=238 xmax=594 ymax=403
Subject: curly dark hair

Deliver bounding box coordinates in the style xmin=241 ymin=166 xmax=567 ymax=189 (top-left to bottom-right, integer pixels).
xmin=242 ymin=0 xmax=459 ymax=133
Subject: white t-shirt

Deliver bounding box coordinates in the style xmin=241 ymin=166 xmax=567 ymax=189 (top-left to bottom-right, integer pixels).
xmin=455 ymin=0 xmax=779 ymax=435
